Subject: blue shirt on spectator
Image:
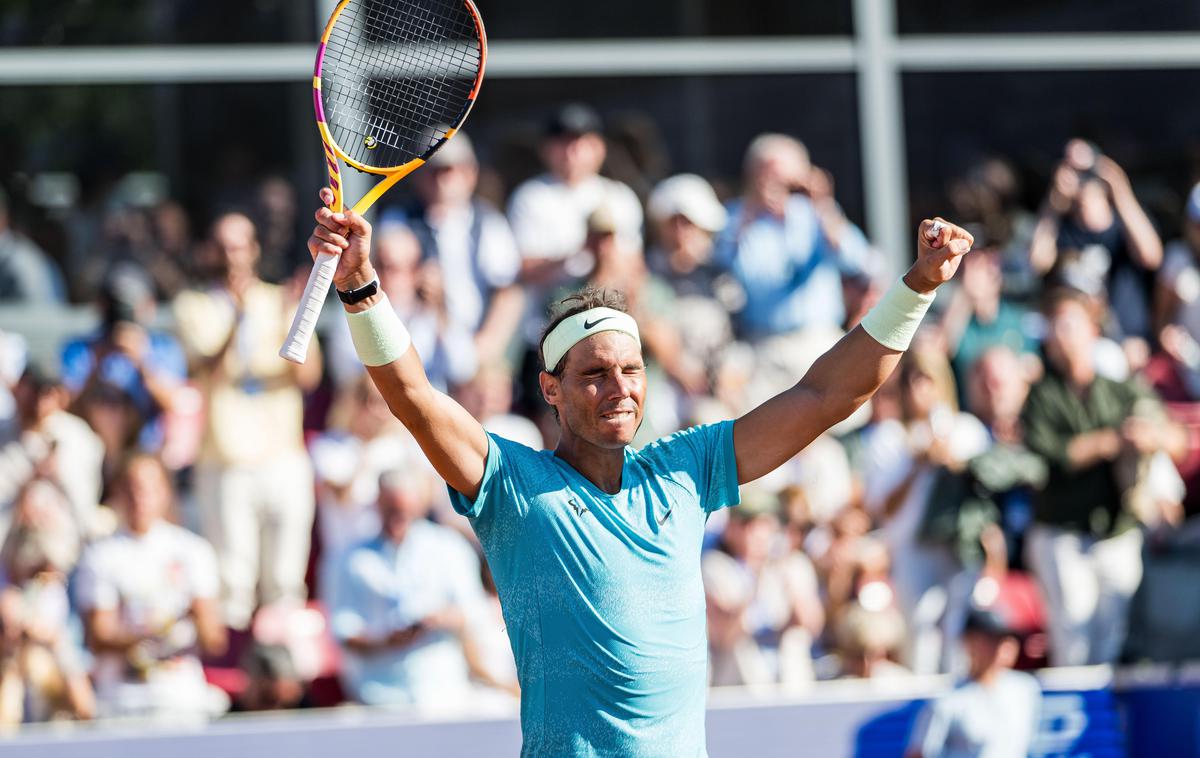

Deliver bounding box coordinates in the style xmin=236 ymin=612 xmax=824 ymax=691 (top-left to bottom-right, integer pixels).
xmin=330 ymin=521 xmax=485 ymax=707
xmin=715 ymin=195 xmax=870 ymax=340
xmin=449 ymin=422 xmax=740 ymax=758
xmin=60 ymin=329 xmax=187 ymax=450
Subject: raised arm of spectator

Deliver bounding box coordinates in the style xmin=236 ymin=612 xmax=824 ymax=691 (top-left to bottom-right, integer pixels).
xmin=1029 ymin=164 xmax=1079 ymax=275
xmin=309 ymin=188 xmax=489 ymax=500
xmin=733 ymin=220 xmax=973 ymax=484
xmin=1095 ymin=156 xmax=1163 ymax=271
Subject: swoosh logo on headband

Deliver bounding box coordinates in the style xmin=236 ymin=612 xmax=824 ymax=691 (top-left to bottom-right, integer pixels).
xmin=583 ymin=316 xmax=614 ymax=330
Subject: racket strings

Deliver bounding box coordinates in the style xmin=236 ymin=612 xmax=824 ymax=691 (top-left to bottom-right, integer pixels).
xmin=322 ymin=0 xmax=482 ymax=169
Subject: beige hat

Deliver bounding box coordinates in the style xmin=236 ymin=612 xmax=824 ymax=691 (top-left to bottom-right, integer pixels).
xmin=648 ymin=174 xmax=728 ymax=233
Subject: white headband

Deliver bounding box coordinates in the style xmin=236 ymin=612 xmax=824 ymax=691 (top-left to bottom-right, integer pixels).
xmin=541 ymin=307 xmax=641 ymax=372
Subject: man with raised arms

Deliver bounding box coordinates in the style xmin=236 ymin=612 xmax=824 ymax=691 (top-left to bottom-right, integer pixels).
xmin=308 ymin=185 xmax=973 ymax=757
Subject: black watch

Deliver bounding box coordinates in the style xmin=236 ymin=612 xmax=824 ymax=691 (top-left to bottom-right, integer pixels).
xmin=336 ymin=278 xmax=380 ymax=305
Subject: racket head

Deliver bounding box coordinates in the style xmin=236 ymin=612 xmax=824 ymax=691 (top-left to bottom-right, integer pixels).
xmin=314 ymin=0 xmax=487 ymax=176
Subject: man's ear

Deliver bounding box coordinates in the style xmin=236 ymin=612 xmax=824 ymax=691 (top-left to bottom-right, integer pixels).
xmin=538 ymin=371 xmax=560 ymax=408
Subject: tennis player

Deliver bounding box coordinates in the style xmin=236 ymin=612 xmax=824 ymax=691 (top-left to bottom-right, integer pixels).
xmin=309 ymin=186 xmax=973 ymax=757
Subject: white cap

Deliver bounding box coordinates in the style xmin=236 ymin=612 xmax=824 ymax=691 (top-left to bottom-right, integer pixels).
xmin=648 ymin=174 xmax=728 ymax=233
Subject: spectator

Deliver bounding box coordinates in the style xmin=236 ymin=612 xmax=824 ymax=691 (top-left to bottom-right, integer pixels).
xmin=714 ymin=133 xmax=870 ymax=341
xmin=386 ymin=132 xmax=525 ymax=366
xmin=0 ymin=186 xmax=67 ymax=304
xmin=646 ymin=174 xmax=730 ymax=300
xmin=327 ymin=224 xmax=478 ymax=392
xmin=645 ymin=174 xmax=738 ymax=395
xmin=0 ymin=369 xmax=104 ymax=540
xmin=1152 ymin=182 xmax=1200 ymax=400
xmin=1021 ymin=288 xmax=1186 ymax=666
xmin=331 ymin=469 xmax=485 ymax=710
xmin=309 ymin=374 xmax=424 ymax=598
xmin=173 ymin=212 xmax=321 ymax=630
xmin=235 ymin=642 xmax=307 ymax=712
xmin=821 ymin=537 xmax=910 ymax=681
xmin=906 ymin=607 xmax=1042 ymax=758
xmin=861 ymin=350 xmax=990 ymax=674
xmin=959 ymin=347 xmax=1045 ymax=563
xmin=703 ymin=490 xmax=823 ymax=690
xmin=940 ymin=246 xmax=1037 ymax=391
xmin=1029 ymin=139 xmax=1162 ymax=342
xmin=0 ymin=480 xmax=93 ymax=726
xmin=60 ymin=262 xmax=187 ymax=453
xmin=74 ymin=454 xmax=228 ymax=721
xmin=507 ymin=103 xmax=643 ymax=291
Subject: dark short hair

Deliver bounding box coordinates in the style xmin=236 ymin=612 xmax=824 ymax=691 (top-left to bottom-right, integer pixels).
xmin=538 ymin=286 xmax=629 ymax=375
xmin=1041 ymin=286 xmax=1101 ymax=324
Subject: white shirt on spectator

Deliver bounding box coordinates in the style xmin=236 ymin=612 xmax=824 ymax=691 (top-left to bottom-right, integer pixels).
xmin=908 ymin=670 xmax=1042 ymax=758
xmin=862 ymin=411 xmax=991 ymax=554
xmin=74 ymin=522 xmax=224 ymax=720
xmin=507 ymin=173 xmax=643 ymax=264
xmin=382 ymin=203 xmax=521 ymax=332
xmin=309 ymin=430 xmax=424 ymax=596
xmin=331 ymin=520 xmax=486 ymax=710
xmin=1160 ymin=240 xmax=1200 ymax=339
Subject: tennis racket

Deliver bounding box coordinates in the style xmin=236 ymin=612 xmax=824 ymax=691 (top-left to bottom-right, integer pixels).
xmin=280 ymin=0 xmax=487 ymax=363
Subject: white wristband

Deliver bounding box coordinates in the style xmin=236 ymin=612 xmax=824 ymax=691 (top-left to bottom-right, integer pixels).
xmin=345 ymin=294 xmax=412 ymax=367
xmin=859 ymin=279 xmax=935 ymax=351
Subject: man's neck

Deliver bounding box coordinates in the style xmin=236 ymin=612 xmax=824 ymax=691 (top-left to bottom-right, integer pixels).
xmin=554 ymin=434 xmax=626 ymax=494
xmin=1065 ymin=356 xmax=1096 ymax=389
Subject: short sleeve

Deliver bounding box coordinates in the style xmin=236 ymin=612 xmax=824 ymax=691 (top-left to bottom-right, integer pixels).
xmin=638 ymin=421 xmax=740 ymax=513
xmin=73 ymin=546 xmax=117 ymax=612
xmin=448 ymin=433 xmax=504 ymax=519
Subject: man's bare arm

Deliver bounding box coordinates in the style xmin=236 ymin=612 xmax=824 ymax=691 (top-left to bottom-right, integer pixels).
xmin=309 ymin=189 xmax=489 ymax=500
xmin=734 ymin=219 xmax=974 ymax=485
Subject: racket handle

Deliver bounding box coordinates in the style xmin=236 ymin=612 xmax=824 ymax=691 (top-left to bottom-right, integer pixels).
xmin=280 ymin=251 xmax=339 ymax=364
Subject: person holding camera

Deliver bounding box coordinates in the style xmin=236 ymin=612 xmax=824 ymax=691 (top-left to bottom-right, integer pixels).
xmin=1029 ymin=139 xmax=1163 ymax=343
xmin=60 ymin=262 xmax=187 ymax=455
xmin=715 ymin=133 xmax=871 ymax=343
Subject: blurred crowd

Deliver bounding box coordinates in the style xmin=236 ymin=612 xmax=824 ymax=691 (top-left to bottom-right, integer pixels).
xmin=2 ymin=102 xmax=1200 ymax=730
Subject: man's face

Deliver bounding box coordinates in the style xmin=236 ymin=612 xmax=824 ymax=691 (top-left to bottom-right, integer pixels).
xmin=542 ymin=133 xmax=605 ymax=185
xmin=970 ymin=349 xmax=1028 ymax=424
xmin=1045 ymin=298 xmax=1098 ymax=372
xmin=416 ymin=162 xmax=478 ymax=207
xmin=121 ymin=458 xmax=169 ymax=535
xmin=541 ymin=331 xmax=646 ymax=449
xmin=964 ymin=630 xmax=1019 ymax=679
xmin=210 ymin=214 xmax=260 ymax=280
xmin=378 ymin=483 xmax=430 ymax=543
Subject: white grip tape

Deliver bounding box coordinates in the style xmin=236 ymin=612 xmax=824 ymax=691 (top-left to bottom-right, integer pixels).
xmin=280 ymin=251 xmax=339 ymax=364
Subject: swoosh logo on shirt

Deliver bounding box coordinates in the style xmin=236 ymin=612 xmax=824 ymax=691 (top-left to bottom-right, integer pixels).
xmin=583 ymin=316 xmax=614 ymax=330
xmin=657 ymin=509 xmax=672 ymax=526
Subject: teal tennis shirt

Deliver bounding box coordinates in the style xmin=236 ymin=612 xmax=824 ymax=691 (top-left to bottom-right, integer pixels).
xmin=449 ymin=421 xmax=740 ymax=757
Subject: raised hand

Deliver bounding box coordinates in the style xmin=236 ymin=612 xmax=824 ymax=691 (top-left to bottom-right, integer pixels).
xmin=903 ymin=217 xmax=974 ymax=294
xmin=308 ymin=187 xmax=376 ymax=291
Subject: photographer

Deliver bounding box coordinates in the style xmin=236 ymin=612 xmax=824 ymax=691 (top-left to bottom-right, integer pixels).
xmin=1029 ymin=139 xmax=1163 ymax=343
xmin=60 ymin=262 xmax=186 ymax=454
